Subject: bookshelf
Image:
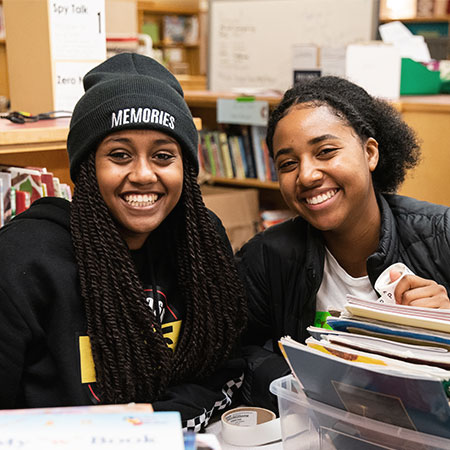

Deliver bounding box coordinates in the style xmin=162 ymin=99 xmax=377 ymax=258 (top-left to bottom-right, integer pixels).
xmin=137 ymin=0 xmax=206 ymax=78
xmin=185 ymin=91 xmax=450 ymax=208
xmin=0 ymin=118 xmax=72 ymax=189
xmin=186 ymin=90 xmax=287 ymax=210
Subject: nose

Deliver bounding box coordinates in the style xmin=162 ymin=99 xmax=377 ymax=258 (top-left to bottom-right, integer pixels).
xmin=296 ymin=159 xmax=322 ymax=187
xmin=128 ymin=158 xmax=158 ymax=184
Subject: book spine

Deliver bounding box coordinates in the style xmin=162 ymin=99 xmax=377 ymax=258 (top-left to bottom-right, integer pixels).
xmin=202 ymin=132 xmax=217 ymax=176
xmin=228 ymin=135 xmax=246 ymax=179
xmin=239 ymin=126 xmax=257 ymax=179
xmin=217 ymin=131 xmax=234 ymax=178
xmin=250 ymin=125 xmax=267 ymax=182
xmin=208 ymin=132 xmax=225 ymax=177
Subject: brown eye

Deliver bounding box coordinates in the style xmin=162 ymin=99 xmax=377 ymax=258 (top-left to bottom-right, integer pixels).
xmin=278 ymin=160 xmax=296 ymax=171
xmin=110 ymin=151 xmax=131 ymax=160
xmin=318 ymin=147 xmax=338 ymax=156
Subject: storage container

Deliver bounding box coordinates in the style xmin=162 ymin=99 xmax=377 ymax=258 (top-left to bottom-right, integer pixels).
xmin=400 ymin=57 xmax=442 ymax=95
xmin=270 ymin=375 xmax=450 ymax=450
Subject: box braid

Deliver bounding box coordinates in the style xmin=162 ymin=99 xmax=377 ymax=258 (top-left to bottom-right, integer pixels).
xmin=70 ymin=151 xmax=247 ymax=404
xmin=169 ymin=156 xmax=247 ymax=383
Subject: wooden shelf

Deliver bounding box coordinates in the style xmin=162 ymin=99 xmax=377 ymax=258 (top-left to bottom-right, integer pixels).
xmin=177 ymin=75 xmax=207 ymax=91
xmin=207 ymin=177 xmax=280 ymax=190
xmin=380 ymin=15 xmax=450 ymax=23
xmin=184 ymin=90 xmax=282 ymax=108
xmin=0 ymin=117 xmax=72 ymax=188
xmin=0 ymin=117 xmax=69 ymax=151
xmin=154 ymin=41 xmax=200 ymax=48
xmin=137 ymin=1 xmax=204 ymax=77
xmin=137 ymin=1 xmax=200 ymax=15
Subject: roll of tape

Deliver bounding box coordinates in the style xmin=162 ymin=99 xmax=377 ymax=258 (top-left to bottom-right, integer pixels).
xmin=374 ymin=262 xmax=415 ymax=304
xmin=221 ymin=406 xmax=281 ymax=447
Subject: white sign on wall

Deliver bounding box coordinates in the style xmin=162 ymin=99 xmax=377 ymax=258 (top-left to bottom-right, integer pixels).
xmin=49 ymin=0 xmax=106 ymax=110
xmin=53 ymin=61 xmax=101 ymax=111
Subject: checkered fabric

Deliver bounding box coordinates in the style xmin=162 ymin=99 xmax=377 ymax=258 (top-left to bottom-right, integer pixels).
xmin=183 ymin=373 xmax=244 ymax=432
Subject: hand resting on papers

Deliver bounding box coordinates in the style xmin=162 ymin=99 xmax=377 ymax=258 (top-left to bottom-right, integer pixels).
xmin=390 ymin=270 xmax=450 ymax=309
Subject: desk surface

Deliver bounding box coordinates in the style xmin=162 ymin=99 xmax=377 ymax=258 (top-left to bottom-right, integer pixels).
xmin=398 ymin=94 xmax=450 ymax=113
xmin=0 ymin=117 xmax=70 ymax=148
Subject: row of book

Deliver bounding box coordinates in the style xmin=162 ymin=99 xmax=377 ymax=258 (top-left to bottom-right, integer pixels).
xmin=280 ymin=296 xmax=450 ymax=445
xmin=0 ymin=166 xmax=72 ymax=227
xmin=198 ymin=125 xmax=277 ymax=183
xmin=141 ymin=15 xmax=199 ymax=46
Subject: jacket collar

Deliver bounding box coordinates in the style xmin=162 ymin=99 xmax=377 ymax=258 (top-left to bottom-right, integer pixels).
xmin=366 ymin=193 xmax=399 ymax=285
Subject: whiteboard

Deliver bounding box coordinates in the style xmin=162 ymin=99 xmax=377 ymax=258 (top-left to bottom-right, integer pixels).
xmin=209 ymin=0 xmax=378 ymax=92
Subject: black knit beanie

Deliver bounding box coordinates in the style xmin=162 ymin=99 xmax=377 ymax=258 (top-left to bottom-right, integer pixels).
xmin=67 ymin=53 xmax=198 ymax=181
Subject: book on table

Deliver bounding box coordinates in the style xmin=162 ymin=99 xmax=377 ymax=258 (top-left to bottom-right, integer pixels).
xmin=0 ymin=403 xmax=185 ymax=449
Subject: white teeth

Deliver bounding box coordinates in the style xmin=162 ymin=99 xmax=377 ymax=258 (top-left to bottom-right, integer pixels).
xmin=124 ymin=193 xmax=158 ymax=206
xmin=306 ymin=189 xmax=337 ymax=205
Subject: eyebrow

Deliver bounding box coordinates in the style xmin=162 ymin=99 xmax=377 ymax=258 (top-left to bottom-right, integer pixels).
xmin=308 ymin=134 xmax=339 ymax=145
xmin=274 ymin=133 xmax=340 ymax=160
xmin=102 ymin=136 xmax=177 ymax=145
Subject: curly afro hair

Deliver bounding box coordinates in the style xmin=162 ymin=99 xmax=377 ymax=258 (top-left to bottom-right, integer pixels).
xmin=266 ymin=76 xmax=421 ymax=193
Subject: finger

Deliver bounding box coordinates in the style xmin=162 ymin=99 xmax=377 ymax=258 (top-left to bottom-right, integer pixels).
xmin=394 ymin=275 xmax=439 ymax=304
xmin=408 ymin=298 xmax=450 ymax=309
xmin=389 ymin=269 xmax=402 ymax=283
xmin=399 ymin=284 xmax=441 ymax=305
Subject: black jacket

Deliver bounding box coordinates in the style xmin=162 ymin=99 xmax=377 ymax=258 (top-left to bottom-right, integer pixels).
xmin=236 ymin=194 xmax=450 ymax=410
xmin=0 ymin=197 xmax=244 ymax=430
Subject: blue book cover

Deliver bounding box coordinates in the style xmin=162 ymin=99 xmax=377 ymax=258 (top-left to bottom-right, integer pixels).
xmin=327 ymin=317 xmax=450 ymax=348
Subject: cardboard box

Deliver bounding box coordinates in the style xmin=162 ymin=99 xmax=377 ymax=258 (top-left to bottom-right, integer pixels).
xmin=201 ymin=185 xmax=260 ymax=252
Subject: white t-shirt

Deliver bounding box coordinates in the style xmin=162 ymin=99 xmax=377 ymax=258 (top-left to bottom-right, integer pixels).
xmin=316 ymin=247 xmax=378 ymax=319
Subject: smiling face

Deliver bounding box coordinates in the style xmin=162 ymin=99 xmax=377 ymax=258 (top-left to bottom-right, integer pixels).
xmin=95 ymin=129 xmax=184 ymax=249
xmin=273 ymin=104 xmax=379 ymax=238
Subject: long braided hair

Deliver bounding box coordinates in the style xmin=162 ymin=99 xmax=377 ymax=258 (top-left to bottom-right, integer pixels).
xmin=70 ymin=151 xmax=247 ymax=404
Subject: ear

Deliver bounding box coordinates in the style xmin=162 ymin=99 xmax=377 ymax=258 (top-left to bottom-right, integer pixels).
xmin=365 ymin=138 xmax=379 ymax=172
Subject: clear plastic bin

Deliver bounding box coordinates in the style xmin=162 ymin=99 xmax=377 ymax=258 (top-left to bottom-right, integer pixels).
xmin=270 ymin=375 xmax=450 ymax=450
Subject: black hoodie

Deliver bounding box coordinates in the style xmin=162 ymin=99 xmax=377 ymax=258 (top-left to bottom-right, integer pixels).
xmin=0 ymin=197 xmax=244 ymax=431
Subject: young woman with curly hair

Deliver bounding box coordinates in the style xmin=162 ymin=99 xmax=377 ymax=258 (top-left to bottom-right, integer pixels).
xmin=0 ymin=53 xmax=246 ymax=430
xmin=236 ymin=76 xmax=450 ymax=410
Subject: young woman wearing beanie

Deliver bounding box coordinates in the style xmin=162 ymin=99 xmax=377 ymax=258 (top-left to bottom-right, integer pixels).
xmin=0 ymin=53 xmax=246 ymax=430
xmin=236 ymin=76 xmax=450 ymax=410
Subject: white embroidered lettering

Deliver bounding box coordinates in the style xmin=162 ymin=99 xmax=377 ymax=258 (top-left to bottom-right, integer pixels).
xmin=150 ymin=109 xmax=160 ymax=123
xmin=169 ymin=115 xmax=175 ymax=129
xmin=122 ymin=108 xmax=130 ymax=124
xmin=111 ymin=110 xmax=122 ymax=127
xmin=143 ymin=108 xmax=151 ymax=122
xmin=130 ymin=108 xmax=142 ymax=123
xmin=163 ymin=112 xmax=170 ymax=127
